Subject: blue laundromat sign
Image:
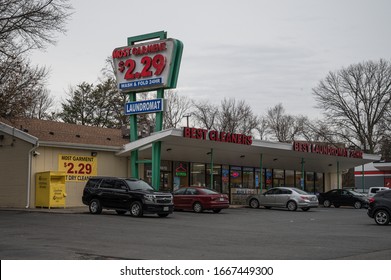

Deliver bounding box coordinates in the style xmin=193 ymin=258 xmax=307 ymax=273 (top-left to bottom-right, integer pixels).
xmin=124 ymin=98 xmax=164 ymax=115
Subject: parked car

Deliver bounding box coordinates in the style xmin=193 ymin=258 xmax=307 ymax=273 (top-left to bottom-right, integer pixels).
xmin=172 ymin=187 xmax=229 ymax=213
xmin=246 ymin=187 xmax=319 ymax=211
xmin=367 ymin=190 xmax=391 ymax=225
xmin=82 ymin=176 xmax=174 ymax=217
xmin=318 ymin=189 xmax=368 ymax=209
xmin=367 ymin=187 xmax=390 ymax=198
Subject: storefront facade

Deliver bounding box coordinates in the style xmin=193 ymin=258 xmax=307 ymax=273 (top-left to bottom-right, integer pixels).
xmin=117 ymin=127 xmax=380 ymax=204
xmin=1 ymin=119 xmax=381 ymax=207
xmin=141 ymin=161 xmax=325 ymax=204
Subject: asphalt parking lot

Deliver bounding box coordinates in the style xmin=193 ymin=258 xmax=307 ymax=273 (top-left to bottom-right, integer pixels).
xmin=0 ymin=206 xmax=390 ymax=260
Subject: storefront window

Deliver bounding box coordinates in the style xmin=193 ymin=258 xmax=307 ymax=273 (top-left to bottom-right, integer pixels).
xmin=305 ymin=172 xmax=315 ymax=193
xmin=191 ymin=163 xmax=205 ymax=187
xmin=230 ymin=166 xmax=242 ymax=188
xmin=243 ymin=167 xmax=254 ymax=188
xmin=273 ymin=169 xmax=284 ymax=187
xmin=255 ymin=168 xmax=265 ymax=191
xmin=173 ymin=162 xmax=189 ymax=190
xmin=265 ymin=169 xmax=273 ymax=189
xmin=206 ymin=164 xmax=222 ymax=191
xmin=296 ymin=171 xmax=304 ymax=189
xmin=221 ymin=165 xmax=229 ymax=194
xmin=314 ymin=172 xmax=324 ymax=194
xmin=160 ymin=161 xmax=172 ymax=192
xmin=285 ymin=170 xmax=295 ymax=187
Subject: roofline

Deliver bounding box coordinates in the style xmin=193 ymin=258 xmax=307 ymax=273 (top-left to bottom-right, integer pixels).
xmin=39 ymin=141 xmax=122 ymax=152
xmin=0 ymin=122 xmax=38 ymax=145
xmin=116 ymin=128 xmax=182 ymax=156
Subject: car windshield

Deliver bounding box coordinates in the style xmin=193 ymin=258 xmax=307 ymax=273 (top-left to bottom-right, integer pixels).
xmin=125 ymin=179 xmax=154 ymax=191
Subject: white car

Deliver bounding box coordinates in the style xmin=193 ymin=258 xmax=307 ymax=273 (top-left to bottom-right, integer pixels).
xmin=368 ymin=187 xmax=390 ymax=198
xmin=246 ymin=187 xmax=319 ymax=211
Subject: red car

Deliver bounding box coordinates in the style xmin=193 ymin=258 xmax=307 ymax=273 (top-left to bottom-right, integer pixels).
xmin=173 ymin=187 xmax=229 ymax=213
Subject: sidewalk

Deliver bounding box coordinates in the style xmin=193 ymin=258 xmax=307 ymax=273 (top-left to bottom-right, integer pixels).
xmin=0 ymin=206 xmax=89 ymax=214
xmin=0 ymin=204 xmax=247 ymax=214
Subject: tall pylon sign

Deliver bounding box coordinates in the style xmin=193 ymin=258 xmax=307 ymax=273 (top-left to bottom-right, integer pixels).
xmin=112 ymin=31 xmax=184 ymax=190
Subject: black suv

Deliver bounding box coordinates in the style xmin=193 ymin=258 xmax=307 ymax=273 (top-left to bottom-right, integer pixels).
xmin=367 ymin=190 xmax=391 ymax=225
xmin=82 ymin=177 xmax=174 ymax=217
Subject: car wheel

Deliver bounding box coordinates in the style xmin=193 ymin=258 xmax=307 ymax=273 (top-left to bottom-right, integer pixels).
xmin=89 ymin=199 xmax=102 ymax=214
xmin=249 ymin=198 xmax=259 ymax=209
xmin=193 ymin=202 xmax=203 ymax=213
xmin=130 ymin=201 xmax=143 ymax=217
xmin=301 ymin=207 xmax=310 ymax=211
xmin=287 ymin=200 xmax=297 ymax=211
xmin=374 ymin=210 xmax=390 ymax=225
xmin=354 ymin=201 xmax=362 ymax=209
xmin=213 ymin=209 xmax=222 ymax=213
xmin=116 ymin=210 xmax=127 ymax=215
xmin=323 ymin=200 xmax=331 ymax=207
xmin=158 ymin=213 xmax=169 ymax=217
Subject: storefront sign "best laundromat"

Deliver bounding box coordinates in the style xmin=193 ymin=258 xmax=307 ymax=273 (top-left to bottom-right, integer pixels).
xmin=293 ymin=141 xmax=363 ymax=158
xmin=183 ymin=127 xmax=253 ymax=145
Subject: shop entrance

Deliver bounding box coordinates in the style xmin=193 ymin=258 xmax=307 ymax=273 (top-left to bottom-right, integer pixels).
xmin=160 ymin=171 xmax=171 ymax=192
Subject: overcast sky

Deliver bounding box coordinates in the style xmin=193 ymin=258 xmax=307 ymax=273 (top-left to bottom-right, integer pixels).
xmin=31 ymin=0 xmax=391 ymax=119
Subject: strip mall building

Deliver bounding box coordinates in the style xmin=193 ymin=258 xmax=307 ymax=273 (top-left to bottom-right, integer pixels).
xmin=0 ymin=118 xmax=383 ymax=208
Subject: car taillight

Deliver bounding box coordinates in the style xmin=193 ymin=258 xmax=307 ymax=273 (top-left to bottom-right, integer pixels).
xmin=368 ymin=197 xmax=375 ymax=203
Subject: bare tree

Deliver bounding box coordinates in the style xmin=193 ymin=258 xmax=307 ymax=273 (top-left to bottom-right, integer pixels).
xmin=313 ymin=59 xmax=391 ymax=153
xmin=163 ymin=90 xmax=192 ymax=129
xmin=0 ymin=0 xmax=72 ymax=120
xmin=216 ymin=98 xmax=258 ymax=135
xmin=255 ymin=117 xmax=269 ymax=140
xmin=0 ymin=57 xmax=49 ymax=119
xmin=0 ymin=0 xmax=72 ymax=58
xmin=191 ymin=100 xmax=219 ymax=130
xmin=25 ymin=89 xmax=55 ymax=119
xmin=265 ymin=103 xmax=305 ymax=142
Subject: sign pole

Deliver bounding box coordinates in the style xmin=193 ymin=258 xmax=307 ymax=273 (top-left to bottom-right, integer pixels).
xmin=129 ymin=92 xmax=139 ymax=178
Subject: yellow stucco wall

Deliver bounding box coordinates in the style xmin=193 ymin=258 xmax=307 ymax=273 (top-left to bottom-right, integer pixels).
xmin=30 ymin=147 xmax=129 ymax=207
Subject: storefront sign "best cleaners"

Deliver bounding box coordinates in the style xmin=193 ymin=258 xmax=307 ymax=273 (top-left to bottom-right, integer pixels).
xmin=183 ymin=127 xmax=252 ymax=145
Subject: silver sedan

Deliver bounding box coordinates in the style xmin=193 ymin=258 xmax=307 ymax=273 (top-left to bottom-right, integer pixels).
xmin=246 ymin=187 xmax=319 ymax=211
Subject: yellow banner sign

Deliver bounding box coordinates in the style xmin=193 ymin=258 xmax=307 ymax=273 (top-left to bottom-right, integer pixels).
xmin=58 ymin=154 xmax=97 ymax=182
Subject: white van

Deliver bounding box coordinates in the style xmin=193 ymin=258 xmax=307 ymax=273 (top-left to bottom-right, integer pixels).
xmin=367 ymin=187 xmax=390 ymax=197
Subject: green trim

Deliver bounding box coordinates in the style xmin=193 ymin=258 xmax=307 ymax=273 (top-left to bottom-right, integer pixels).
xmin=166 ymin=39 xmax=184 ymax=89
xmin=127 ymin=31 xmax=167 ymax=45
xmin=136 ymin=159 xmax=152 ymax=164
